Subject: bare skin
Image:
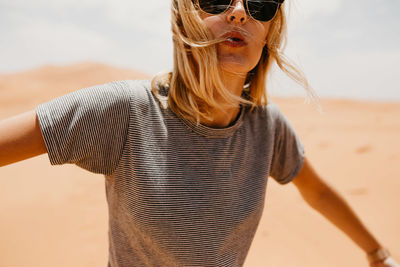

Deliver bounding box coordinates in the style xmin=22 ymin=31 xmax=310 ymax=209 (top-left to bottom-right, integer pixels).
xmin=293 ymin=159 xmax=399 ymax=267
xmin=199 ymin=1 xmax=398 ymax=265
xmin=199 ymin=0 xmax=269 ymax=128
xmin=0 ymin=0 xmax=398 ymax=266
xmin=0 ymin=110 xmax=46 ymax=167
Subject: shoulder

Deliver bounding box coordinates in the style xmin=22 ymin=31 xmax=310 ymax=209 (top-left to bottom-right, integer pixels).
xmin=115 ymin=80 xmax=159 ymax=105
xmin=37 ymin=79 xmax=157 ymax=119
xmin=244 ymin=101 xmax=295 ymax=140
xmin=105 ymin=80 xmax=150 ymax=99
xmin=264 ymin=101 xmax=283 ymax=118
xmin=246 ymin=101 xmax=283 ymax=124
xmin=81 ymin=79 xmax=159 ymax=112
xmin=117 ymin=79 xmax=151 ymax=94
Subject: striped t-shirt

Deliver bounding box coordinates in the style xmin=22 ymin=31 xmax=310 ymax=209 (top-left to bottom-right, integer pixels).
xmin=36 ymin=80 xmax=305 ymax=267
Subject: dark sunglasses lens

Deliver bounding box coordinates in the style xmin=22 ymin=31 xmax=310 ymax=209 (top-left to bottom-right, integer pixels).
xmin=247 ymin=0 xmax=280 ymax=22
xmin=198 ymin=0 xmax=232 ymax=14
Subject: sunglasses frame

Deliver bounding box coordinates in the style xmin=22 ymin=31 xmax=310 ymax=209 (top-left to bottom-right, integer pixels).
xmin=195 ymin=0 xmax=284 ymax=22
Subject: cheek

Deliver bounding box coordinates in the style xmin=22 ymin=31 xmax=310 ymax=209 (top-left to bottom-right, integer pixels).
xmin=251 ymin=23 xmax=269 ymax=52
xmin=254 ymin=21 xmax=270 ymax=44
xmin=200 ymin=15 xmax=226 ymax=38
xmin=247 ymin=48 xmax=265 ymax=70
xmin=247 ymin=23 xmax=270 ymax=69
xmin=263 ymin=25 xmax=271 ymax=46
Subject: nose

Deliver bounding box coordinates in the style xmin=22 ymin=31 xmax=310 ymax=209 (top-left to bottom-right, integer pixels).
xmin=226 ymin=0 xmax=248 ymax=24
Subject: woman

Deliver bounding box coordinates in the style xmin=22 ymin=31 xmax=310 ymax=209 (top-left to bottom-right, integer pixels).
xmin=0 ymin=0 xmax=398 ymax=266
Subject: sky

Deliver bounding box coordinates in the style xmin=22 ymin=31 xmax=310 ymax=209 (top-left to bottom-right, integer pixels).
xmin=0 ymin=0 xmax=399 ymax=101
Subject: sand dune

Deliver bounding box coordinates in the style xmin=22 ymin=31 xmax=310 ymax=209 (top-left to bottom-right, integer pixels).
xmin=0 ymin=62 xmax=149 ymax=117
xmin=0 ymin=63 xmax=399 ymax=266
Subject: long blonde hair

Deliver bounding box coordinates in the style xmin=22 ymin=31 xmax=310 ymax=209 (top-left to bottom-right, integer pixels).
xmin=152 ymin=0 xmax=318 ymax=123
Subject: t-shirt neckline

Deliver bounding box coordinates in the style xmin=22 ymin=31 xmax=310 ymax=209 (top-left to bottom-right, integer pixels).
xmin=154 ymin=82 xmax=245 ymax=138
xmin=176 ymin=105 xmax=245 ymax=139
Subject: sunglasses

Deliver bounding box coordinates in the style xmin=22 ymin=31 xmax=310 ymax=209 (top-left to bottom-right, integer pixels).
xmin=195 ymin=0 xmax=285 ymax=22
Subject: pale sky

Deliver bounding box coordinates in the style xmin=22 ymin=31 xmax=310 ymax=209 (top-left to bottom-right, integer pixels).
xmin=0 ymin=0 xmax=399 ymax=101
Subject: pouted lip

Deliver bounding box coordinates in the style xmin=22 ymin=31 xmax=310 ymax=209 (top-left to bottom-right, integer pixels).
xmin=222 ymin=31 xmax=247 ymax=44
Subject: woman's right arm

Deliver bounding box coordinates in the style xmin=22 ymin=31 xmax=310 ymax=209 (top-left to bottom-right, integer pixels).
xmin=0 ymin=110 xmax=47 ymax=167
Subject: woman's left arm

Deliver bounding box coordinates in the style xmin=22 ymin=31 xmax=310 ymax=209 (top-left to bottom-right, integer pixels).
xmin=292 ymin=157 xmax=399 ymax=267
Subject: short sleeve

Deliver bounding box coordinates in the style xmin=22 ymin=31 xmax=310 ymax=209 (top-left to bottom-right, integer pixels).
xmin=269 ymin=103 xmax=305 ymax=184
xmin=35 ymin=81 xmax=131 ymax=175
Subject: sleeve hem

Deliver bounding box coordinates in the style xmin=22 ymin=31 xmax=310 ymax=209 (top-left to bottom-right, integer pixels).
xmin=276 ymin=145 xmax=305 ymax=185
xmin=35 ymin=105 xmax=64 ymax=165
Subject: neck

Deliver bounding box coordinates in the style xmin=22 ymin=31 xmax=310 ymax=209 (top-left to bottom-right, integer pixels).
xmin=200 ymin=71 xmax=247 ymax=128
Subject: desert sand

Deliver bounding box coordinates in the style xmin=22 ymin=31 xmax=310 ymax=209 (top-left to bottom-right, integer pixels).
xmin=0 ymin=63 xmax=398 ymax=266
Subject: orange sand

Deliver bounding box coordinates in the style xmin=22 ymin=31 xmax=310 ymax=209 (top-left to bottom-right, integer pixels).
xmin=0 ymin=63 xmax=398 ymax=266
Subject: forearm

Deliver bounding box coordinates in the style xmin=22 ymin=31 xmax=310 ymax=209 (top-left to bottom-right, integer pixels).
xmin=308 ymin=185 xmax=382 ymax=254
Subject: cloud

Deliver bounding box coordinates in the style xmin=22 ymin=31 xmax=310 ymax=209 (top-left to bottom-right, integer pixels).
xmin=313 ymin=50 xmax=400 ymax=100
xmin=0 ymin=0 xmax=172 ymax=73
xmin=0 ymin=0 xmax=399 ymax=100
xmin=1 ymin=0 xmax=171 ymax=35
xmin=271 ymin=0 xmax=400 ymax=100
xmin=289 ymin=0 xmax=342 ymax=19
xmin=0 ymin=15 xmax=113 ymax=72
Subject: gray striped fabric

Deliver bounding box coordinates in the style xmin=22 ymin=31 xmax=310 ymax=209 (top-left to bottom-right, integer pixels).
xmin=36 ymin=80 xmax=304 ymax=267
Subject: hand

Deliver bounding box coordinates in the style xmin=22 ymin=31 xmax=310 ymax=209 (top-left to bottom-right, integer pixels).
xmin=370 ymin=257 xmax=400 ymax=267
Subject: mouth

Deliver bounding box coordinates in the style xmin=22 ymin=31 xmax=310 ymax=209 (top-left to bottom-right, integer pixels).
xmin=222 ymin=31 xmax=247 ymax=47
xmin=229 ymin=37 xmax=243 ymax=42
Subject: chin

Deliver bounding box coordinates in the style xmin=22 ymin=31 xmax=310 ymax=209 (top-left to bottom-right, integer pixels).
xmin=218 ymin=61 xmax=256 ymax=76
xmin=217 ymin=54 xmax=259 ymax=74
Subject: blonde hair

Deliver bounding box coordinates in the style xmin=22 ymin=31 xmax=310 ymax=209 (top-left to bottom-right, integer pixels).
xmin=152 ymin=0 xmax=318 ymax=123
